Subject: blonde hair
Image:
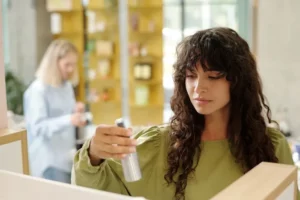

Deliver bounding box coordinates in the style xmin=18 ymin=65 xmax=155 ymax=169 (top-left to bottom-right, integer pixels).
xmin=36 ymin=39 xmax=79 ymax=87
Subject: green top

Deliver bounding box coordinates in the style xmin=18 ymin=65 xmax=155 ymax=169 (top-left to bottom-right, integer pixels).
xmin=72 ymin=126 xmax=296 ymax=200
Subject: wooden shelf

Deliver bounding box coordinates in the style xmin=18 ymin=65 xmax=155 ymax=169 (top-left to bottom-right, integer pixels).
xmin=127 ymin=0 xmax=164 ymax=125
xmin=89 ymin=79 xmax=120 ymax=90
xmin=129 ymin=31 xmax=162 ymax=36
xmin=86 ymin=0 xmax=122 ymax=125
xmin=47 ymin=0 xmax=83 ymax=12
xmin=129 ymin=5 xmax=162 ymax=8
xmin=130 ymin=104 xmax=163 ymax=108
xmin=129 ymin=6 xmax=162 ymax=11
xmin=130 ymin=55 xmax=162 ymax=62
xmin=86 ymin=29 xmax=119 ymax=41
xmin=130 ymin=79 xmax=161 ymax=85
xmin=48 ymin=9 xmax=83 ymax=13
xmin=88 ymin=52 xmax=116 ymax=59
xmin=89 ymin=78 xmax=120 ymax=83
xmin=91 ymin=100 xmax=120 ymax=105
xmin=86 ymin=6 xmax=118 ymax=11
xmin=87 ymin=31 xmax=119 ymax=36
xmin=53 ymin=32 xmax=83 ymax=36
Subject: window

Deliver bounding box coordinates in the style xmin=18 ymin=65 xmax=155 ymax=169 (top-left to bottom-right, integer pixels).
xmin=162 ymin=0 xmax=250 ymax=122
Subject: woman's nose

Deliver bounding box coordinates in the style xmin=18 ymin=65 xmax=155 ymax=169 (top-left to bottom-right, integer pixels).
xmin=194 ymin=78 xmax=208 ymax=94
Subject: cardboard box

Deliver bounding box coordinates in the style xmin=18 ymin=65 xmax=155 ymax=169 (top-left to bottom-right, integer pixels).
xmin=212 ymin=162 xmax=298 ymax=200
xmin=0 ymin=170 xmax=146 ymax=200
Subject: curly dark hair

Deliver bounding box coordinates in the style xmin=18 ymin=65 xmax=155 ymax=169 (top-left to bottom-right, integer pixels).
xmin=164 ymin=27 xmax=279 ymax=200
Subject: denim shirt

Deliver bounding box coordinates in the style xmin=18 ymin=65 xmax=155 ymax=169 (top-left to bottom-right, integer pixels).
xmin=24 ymin=79 xmax=76 ymax=177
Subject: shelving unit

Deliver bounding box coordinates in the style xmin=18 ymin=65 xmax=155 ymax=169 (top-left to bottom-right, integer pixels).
xmin=85 ymin=0 xmax=121 ymax=124
xmin=127 ymin=0 xmax=164 ymax=126
xmin=46 ymin=0 xmax=85 ymax=102
xmin=46 ymin=0 xmax=164 ymax=126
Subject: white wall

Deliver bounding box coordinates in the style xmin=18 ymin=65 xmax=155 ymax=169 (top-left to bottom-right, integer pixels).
xmin=7 ymin=0 xmax=37 ymax=85
xmin=257 ymin=0 xmax=300 ymax=136
xmin=5 ymin=0 xmax=51 ymax=85
xmin=0 ymin=141 xmax=23 ymax=173
xmin=0 ymin=0 xmax=8 ymax=129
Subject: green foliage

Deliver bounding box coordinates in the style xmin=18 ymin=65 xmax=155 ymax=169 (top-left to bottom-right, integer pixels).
xmin=5 ymin=70 xmax=25 ymax=115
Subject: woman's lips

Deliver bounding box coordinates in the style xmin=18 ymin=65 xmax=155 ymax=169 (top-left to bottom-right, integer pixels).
xmin=193 ymin=98 xmax=212 ymax=105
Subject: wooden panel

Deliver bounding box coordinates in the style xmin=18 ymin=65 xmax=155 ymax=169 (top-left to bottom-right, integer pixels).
xmin=130 ymin=106 xmax=163 ymax=126
xmin=90 ymin=102 xmax=122 ymax=124
xmin=211 ymin=162 xmax=297 ymax=200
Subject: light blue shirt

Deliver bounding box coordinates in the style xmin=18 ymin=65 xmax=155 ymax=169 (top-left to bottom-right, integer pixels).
xmin=24 ymin=79 xmax=76 ymax=177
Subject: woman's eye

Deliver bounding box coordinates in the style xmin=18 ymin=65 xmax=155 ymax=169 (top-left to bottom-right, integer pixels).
xmin=207 ymin=71 xmax=225 ymax=80
xmin=186 ymin=74 xmax=196 ymax=78
xmin=208 ymin=76 xmax=220 ymax=80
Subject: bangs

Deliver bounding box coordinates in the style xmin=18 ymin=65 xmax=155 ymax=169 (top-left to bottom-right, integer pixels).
xmin=184 ymin=30 xmax=233 ymax=75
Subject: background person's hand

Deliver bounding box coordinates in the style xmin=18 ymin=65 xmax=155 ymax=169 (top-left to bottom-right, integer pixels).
xmin=74 ymin=102 xmax=85 ymax=113
xmin=88 ymin=125 xmax=137 ymax=165
xmin=71 ymin=112 xmax=86 ymax=127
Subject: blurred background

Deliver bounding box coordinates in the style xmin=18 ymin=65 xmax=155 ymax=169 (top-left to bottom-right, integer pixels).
xmin=1 ymin=0 xmax=300 ymax=181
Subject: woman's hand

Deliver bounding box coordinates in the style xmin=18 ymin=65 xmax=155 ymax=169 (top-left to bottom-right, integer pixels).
xmin=88 ymin=125 xmax=137 ymax=166
xmin=74 ymin=102 xmax=85 ymax=113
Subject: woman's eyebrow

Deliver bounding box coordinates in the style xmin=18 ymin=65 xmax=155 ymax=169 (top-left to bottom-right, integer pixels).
xmin=186 ymin=69 xmax=197 ymax=73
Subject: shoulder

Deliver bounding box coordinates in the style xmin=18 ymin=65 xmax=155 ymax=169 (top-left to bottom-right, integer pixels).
xmin=267 ymin=127 xmax=294 ymax=165
xmin=267 ymin=127 xmax=286 ymax=146
xmin=133 ymin=124 xmax=169 ymax=144
xmin=25 ymin=79 xmax=47 ymax=97
xmin=133 ymin=124 xmax=170 ymax=153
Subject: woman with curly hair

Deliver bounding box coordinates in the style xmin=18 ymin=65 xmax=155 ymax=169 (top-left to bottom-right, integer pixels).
xmin=72 ymin=27 xmax=296 ymax=200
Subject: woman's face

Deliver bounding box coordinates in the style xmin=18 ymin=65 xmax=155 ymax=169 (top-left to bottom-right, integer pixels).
xmin=58 ymin=52 xmax=78 ymax=81
xmin=185 ymin=62 xmax=230 ymax=116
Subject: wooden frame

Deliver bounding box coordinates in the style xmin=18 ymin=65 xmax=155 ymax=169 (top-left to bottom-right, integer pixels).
xmin=212 ymin=162 xmax=298 ymax=200
xmin=0 ymin=129 xmax=29 ymax=175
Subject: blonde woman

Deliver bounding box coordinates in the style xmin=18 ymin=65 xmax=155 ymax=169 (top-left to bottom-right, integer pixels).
xmin=24 ymin=39 xmax=86 ymax=183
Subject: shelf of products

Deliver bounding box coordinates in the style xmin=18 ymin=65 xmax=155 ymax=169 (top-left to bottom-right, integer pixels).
xmin=85 ymin=0 xmax=121 ymax=124
xmin=46 ymin=0 xmax=86 ymax=102
xmin=46 ymin=0 xmax=164 ymax=126
xmin=127 ymin=0 xmax=164 ymax=126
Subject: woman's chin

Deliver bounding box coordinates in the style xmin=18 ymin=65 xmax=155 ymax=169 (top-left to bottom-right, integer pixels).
xmin=194 ymin=107 xmax=213 ymax=115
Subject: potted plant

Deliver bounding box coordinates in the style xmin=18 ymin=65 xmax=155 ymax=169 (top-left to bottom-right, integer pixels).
xmin=5 ymin=70 xmax=25 ymax=115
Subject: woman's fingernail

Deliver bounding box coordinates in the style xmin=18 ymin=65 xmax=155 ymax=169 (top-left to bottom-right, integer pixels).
xmin=121 ymin=154 xmax=126 ymax=158
xmin=132 ymin=139 xmax=137 ymax=145
xmin=127 ymin=129 xmax=132 ymax=136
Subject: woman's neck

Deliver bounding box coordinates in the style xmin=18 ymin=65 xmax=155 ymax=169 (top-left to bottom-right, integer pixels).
xmin=201 ymin=106 xmax=230 ymax=141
